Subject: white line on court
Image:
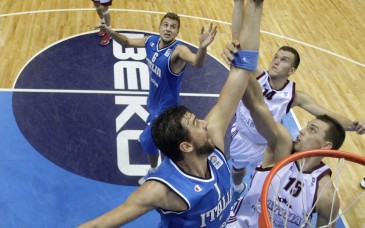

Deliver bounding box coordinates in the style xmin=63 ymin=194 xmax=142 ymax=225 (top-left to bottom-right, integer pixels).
xmin=0 ymin=88 xmax=219 ymax=97
xmin=1 ymin=8 xmax=364 ymax=68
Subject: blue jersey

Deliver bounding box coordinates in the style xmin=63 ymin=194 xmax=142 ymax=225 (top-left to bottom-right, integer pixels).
xmin=144 ymin=35 xmax=186 ymax=117
xmin=147 ymin=148 xmax=233 ymax=227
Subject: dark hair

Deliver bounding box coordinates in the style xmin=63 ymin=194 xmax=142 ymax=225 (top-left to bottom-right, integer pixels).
xmin=316 ymin=114 xmax=345 ymax=150
xmin=279 ymin=46 xmax=300 ymax=69
xmin=160 ymin=12 xmax=181 ymax=29
xmin=152 ymin=105 xmax=191 ymax=162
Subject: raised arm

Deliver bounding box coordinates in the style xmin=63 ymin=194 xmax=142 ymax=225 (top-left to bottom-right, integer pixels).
xmin=221 ymin=0 xmax=264 ymax=75
xmin=172 ymin=23 xmax=217 ymax=68
xmin=205 ymin=0 xmax=263 ymax=151
xmin=294 ymin=90 xmax=365 ymax=134
xmin=231 ymin=0 xmax=293 ymax=164
xmin=95 ymin=24 xmax=147 ymax=47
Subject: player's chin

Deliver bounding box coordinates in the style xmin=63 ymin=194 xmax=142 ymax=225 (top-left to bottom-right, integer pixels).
xmin=161 ymin=36 xmax=174 ymax=43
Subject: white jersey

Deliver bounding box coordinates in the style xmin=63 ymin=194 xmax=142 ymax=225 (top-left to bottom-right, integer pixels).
xmin=230 ymin=71 xmax=295 ymax=169
xmin=234 ymin=71 xmax=295 ymax=145
xmin=227 ymin=161 xmax=331 ymax=228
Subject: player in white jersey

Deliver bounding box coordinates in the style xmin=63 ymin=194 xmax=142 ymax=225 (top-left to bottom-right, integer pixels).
xmin=223 ymin=2 xmax=346 ymax=226
xmin=230 ymin=70 xmax=295 ymax=178
xmin=227 ymin=160 xmax=332 ymax=227
xmin=223 ymin=1 xmax=365 ymax=198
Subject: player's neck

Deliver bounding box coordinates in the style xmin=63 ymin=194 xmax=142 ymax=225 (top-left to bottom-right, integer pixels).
xmin=297 ymin=157 xmax=322 ymax=172
xmin=269 ymin=76 xmax=288 ymax=90
xmin=176 ymin=155 xmax=210 ymax=178
xmin=159 ymin=39 xmax=175 ymax=49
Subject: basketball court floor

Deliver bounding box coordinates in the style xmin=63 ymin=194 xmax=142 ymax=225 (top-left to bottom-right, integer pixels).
xmin=0 ymin=0 xmax=364 ymax=227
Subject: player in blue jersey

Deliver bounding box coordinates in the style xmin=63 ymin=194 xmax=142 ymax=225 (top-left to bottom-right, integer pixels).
xmin=78 ymin=0 xmax=264 ymax=227
xmin=96 ymin=13 xmax=217 ymax=185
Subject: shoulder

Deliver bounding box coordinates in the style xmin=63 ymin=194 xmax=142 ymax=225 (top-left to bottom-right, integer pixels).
xmin=141 ymin=180 xmax=188 ymax=211
xmin=292 ymin=90 xmax=312 ymax=106
xmin=172 ymin=44 xmax=190 ymax=54
xmin=145 ymin=35 xmax=159 ymax=44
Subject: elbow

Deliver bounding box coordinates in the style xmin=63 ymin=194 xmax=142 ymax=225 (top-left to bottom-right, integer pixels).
xmin=194 ymin=59 xmax=206 ymax=68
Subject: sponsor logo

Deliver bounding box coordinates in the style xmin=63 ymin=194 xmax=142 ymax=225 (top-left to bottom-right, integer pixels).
xmin=194 ymin=185 xmax=203 ymax=192
xmin=209 ymin=154 xmax=223 ymax=169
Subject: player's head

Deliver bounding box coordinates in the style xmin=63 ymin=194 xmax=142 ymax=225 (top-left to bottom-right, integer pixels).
xmin=279 ymin=46 xmax=300 ymax=69
xmin=152 ymin=105 xmax=215 ymax=162
xmin=160 ymin=12 xmax=181 ymax=29
xmin=268 ymin=46 xmax=300 ymax=79
xmin=294 ymin=114 xmax=345 ymax=152
xmin=159 ymin=12 xmax=180 ymax=43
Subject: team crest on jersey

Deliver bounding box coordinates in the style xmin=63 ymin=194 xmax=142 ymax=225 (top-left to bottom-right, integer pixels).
xmin=12 ymin=30 xmax=229 ymax=186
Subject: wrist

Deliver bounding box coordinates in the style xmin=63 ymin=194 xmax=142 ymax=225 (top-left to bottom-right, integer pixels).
xmin=105 ymin=27 xmax=113 ymax=36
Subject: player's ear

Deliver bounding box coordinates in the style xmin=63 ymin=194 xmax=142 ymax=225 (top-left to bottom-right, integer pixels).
xmin=322 ymin=141 xmax=333 ymax=150
xmin=288 ymin=67 xmax=296 ymax=76
xmin=179 ymin=141 xmax=193 ymax=153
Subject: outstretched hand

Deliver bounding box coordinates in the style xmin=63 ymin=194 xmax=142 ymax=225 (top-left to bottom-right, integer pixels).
xmin=220 ymin=40 xmax=240 ymax=65
xmin=199 ymin=23 xmax=218 ymax=49
xmin=352 ymin=121 xmax=365 ymax=134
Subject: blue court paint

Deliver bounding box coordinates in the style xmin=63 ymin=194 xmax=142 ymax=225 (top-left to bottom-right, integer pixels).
xmin=1 ymin=91 xmax=159 ymax=227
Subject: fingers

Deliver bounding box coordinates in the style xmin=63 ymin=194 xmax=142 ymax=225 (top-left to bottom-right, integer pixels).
xmin=221 ymin=50 xmax=232 ymax=65
xmin=209 ymin=23 xmax=218 ymax=34
xmin=209 ymin=22 xmax=213 ymax=31
xmin=211 ymin=25 xmax=218 ymax=37
xmin=353 ymin=121 xmax=365 ymax=134
xmin=202 ymin=23 xmax=217 ymax=36
xmin=226 ymin=42 xmax=239 ymax=54
xmin=221 ymin=42 xmax=237 ymax=65
xmin=94 ymin=24 xmax=107 ymax=30
xmin=232 ymin=39 xmax=240 ymax=48
xmin=200 ymin=25 xmax=205 ymax=35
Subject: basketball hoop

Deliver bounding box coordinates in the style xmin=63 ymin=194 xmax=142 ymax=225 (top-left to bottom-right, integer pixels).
xmin=258 ymin=149 xmax=365 ymax=228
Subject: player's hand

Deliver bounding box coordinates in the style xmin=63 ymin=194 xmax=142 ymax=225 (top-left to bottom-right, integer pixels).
xmin=220 ymin=40 xmax=240 ymax=65
xmin=94 ymin=24 xmax=111 ymax=34
xmin=199 ymin=23 xmax=217 ymax=49
xmin=352 ymin=121 xmax=365 ymax=135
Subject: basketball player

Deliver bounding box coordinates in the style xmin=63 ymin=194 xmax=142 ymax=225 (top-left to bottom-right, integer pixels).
xmin=221 ymin=0 xmax=365 ymax=199
xmin=226 ymin=114 xmax=345 ymax=227
xmin=91 ymin=0 xmax=113 ymax=46
xmin=225 ymin=1 xmax=345 ymax=227
xmin=96 ymin=13 xmax=217 ymax=185
xmin=77 ymin=0 xmax=263 ymax=227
